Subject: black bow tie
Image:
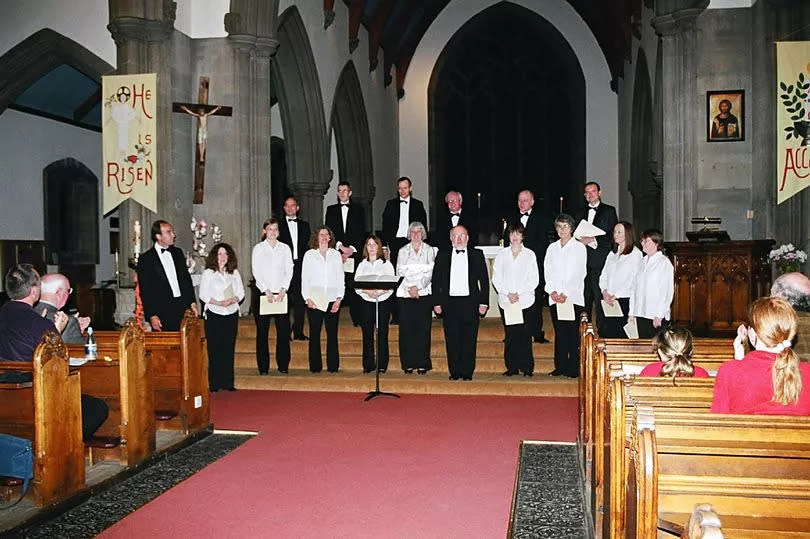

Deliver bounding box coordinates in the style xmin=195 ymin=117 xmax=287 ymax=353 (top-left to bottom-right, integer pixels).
xmin=400 ymin=199 xmax=408 ymax=204
xmin=160 ymin=247 xmax=170 ymax=254
xmin=589 ymin=205 xmax=599 ymax=210
xmin=340 ymin=203 xmax=349 ymax=207
xmin=455 ymin=249 xmax=466 ymax=254
xmin=287 ymin=218 xmax=297 ymax=222
xmin=450 ymin=213 xmax=459 ymax=217
xmin=521 ymin=212 xmax=529 ymax=217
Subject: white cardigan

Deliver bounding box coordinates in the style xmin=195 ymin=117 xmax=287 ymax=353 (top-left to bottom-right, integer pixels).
xmin=629 ymin=251 xmax=674 ymax=320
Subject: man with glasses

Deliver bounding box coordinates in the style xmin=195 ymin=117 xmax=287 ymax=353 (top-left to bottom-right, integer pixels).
xmin=37 ymin=273 xmax=90 ymax=344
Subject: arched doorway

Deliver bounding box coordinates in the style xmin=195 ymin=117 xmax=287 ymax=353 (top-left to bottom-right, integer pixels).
xmin=629 ymin=48 xmax=660 ymax=234
xmin=428 ymin=1 xmax=585 ymax=243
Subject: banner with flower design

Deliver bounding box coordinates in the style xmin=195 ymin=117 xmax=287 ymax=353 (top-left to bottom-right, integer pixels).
xmin=776 ymin=42 xmax=810 ymax=204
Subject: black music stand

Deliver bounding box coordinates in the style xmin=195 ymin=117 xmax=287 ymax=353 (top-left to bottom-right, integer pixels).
xmin=352 ymin=276 xmax=402 ymax=401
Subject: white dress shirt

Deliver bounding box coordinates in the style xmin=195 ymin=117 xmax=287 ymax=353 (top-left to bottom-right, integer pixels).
xmin=544 ymin=238 xmax=587 ymax=306
xmin=301 ymin=248 xmax=345 ymax=302
xmin=449 ymin=248 xmax=470 ymax=296
xmin=629 ymin=251 xmax=674 ymax=320
xmin=155 ymin=243 xmax=181 ymax=297
xmin=397 ymin=197 xmax=410 ymax=238
xmin=450 ymin=209 xmax=461 ymax=228
xmin=252 ymin=240 xmax=294 ymax=293
xmin=396 ymin=242 xmax=435 ymax=297
xmin=340 ymin=203 xmax=349 ymax=233
xmin=355 ymin=258 xmax=395 ymax=302
xmin=286 ymin=218 xmax=299 ymax=259
xmin=520 ymin=210 xmax=531 ymax=227
xmin=492 ymin=245 xmax=539 ymax=310
xmin=598 ymin=247 xmax=643 ymax=299
xmin=587 ymin=203 xmax=599 ymax=224
xmin=199 ymin=268 xmax=245 ymax=316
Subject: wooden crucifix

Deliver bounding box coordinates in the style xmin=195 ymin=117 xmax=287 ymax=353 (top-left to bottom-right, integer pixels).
xmin=173 ymin=76 xmax=232 ymax=204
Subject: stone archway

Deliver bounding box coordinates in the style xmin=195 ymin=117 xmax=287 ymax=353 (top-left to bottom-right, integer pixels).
xmin=629 ymin=48 xmax=660 ymax=234
xmin=330 ymin=60 xmax=374 ymax=231
xmin=271 ymin=5 xmax=330 ymax=225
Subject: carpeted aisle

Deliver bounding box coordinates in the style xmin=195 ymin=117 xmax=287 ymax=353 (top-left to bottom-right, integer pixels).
xmin=100 ymin=391 xmax=578 ymax=538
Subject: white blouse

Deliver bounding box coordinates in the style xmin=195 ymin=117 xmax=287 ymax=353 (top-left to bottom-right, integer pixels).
xmin=598 ymin=247 xmax=643 ymax=299
xmin=251 ymin=240 xmax=294 ymax=294
xmin=629 ymin=251 xmax=674 ymax=320
xmin=199 ymin=268 xmax=245 ymax=316
xmin=544 ymin=238 xmax=587 ymax=307
xmin=354 ymin=258 xmax=396 ymax=302
xmin=301 ymin=248 xmax=345 ymax=303
xmin=395 ymin=242 xmax=435 ymax=298
xmin=492 ymin=245 xmax=539 ymax=310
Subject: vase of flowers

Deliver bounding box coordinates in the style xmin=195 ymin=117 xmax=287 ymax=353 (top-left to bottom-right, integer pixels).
xmin=768 ymin=243 xmax=807 ymax=274
xmin=186 ymin=217 xmax=223 ymax=274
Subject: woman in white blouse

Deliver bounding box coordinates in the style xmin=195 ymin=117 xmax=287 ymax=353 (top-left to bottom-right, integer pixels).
xmin=301 ymin=226 xmax=345 ymax=372
xmin=629 ymin=228 xmax=674 ymax=338
xmin=492 ymin=224 xmax=539 ymax=377
xmin=199 ymin=243 xmax=245 ymax=392
xmin=396 ymin=222 xmax=435 ymax=374
xmin=355 ymin=235 xmax=396 ymax=373
xmin=598 ymin=221 xmax=643 ymax=338
xmin=544 ymin=214 xmax=587 ymax=377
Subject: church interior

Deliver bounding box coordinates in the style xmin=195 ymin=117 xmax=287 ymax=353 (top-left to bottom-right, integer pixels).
xmin=2 ymin=0 xmax=810 ymax=536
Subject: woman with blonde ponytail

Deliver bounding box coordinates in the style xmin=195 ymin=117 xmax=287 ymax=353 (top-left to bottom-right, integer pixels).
xmin=712 ymin=297 xmax=810 ymax=415
xmin=640 ymin=326 xmax=709 ymax=380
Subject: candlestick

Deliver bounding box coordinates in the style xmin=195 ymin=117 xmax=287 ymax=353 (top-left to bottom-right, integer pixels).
xmin=477 ymin=192 xmax=481 ymax=210
xmin=133 ymin=220 xmax=141 ymax=264
xmin=115 ymin=250 xmax=121 ymax=288
xmin=559 ymin=196 xmax=564 ymax=213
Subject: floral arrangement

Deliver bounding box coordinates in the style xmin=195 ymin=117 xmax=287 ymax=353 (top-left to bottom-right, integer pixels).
xmin=768 ymin=243 xmax=807 ymax=274
xmin=186 ymin=217 xmax=223 ymax=273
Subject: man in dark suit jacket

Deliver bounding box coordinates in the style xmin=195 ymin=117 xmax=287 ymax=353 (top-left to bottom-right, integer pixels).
xmin=37 ymin=273 xmax=90 ymax=344
xmin=576 ymin=181 xmax=618 ymax=329
xmin=137 ymin=220 xmax=198 ymax=332
xmin=505 ymin=189 xmax=550 ymax=343
xmin=434 ymin=190 xmax=479 ymax=249
xmin=381 ymin=176 xmax=427 ymax=268
xmin=432 ymin=226 xmax=489 ymax=380
xmin=324 ymin=181 xmax=366 ymax=326
xmin=278 ymin=195 xmax=312 ymax=339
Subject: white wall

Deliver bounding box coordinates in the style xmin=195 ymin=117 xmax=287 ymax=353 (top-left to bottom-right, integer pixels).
xmin=175 ymin=0 xmax=229 ymax=38
xmin=400 ymin=0 xmax=620 ymax=220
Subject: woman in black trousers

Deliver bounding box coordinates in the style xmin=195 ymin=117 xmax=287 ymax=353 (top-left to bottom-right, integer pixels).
xmin=355 ymin=235 xmax=396 ymax=373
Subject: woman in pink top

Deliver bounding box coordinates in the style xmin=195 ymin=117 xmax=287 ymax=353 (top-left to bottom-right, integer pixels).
xmin=639 ymin=326 xmax=709 ymax=380
xmin=712 ymin=296 xmax=810 ymax=415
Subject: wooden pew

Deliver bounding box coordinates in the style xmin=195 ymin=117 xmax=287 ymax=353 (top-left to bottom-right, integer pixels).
xmin=0 ymin=332 xmax=84 ymax=506
xmin=65 ymin=320 xmax=155 ymax=466
xmin=630 ymin=407 xmax=810 ymax=538
xmin=578 ymin=315 xmax=596 ymax=499
xmin=608 ymin=376 xmax=715 ymax=539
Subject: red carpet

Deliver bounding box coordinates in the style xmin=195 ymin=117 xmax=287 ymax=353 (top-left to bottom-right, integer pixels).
xmin=100 ymin=391 xmax=577 ymax=538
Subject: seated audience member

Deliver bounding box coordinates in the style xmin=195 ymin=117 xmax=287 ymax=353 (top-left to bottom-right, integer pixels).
xmin=771 ymin=272 xmax=810 ymax=362
xmin=36 ymin=273 xmax=91 ymax=344
xmin=0 ymin=264 xmax=108 ymax=439
xmin=639 ymin=326 xmax=709 ymax=379
xmin=712 ymin=297 xmax=810 ymax=415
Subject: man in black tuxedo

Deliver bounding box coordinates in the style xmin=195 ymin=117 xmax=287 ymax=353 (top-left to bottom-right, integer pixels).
xmin=278 ymin=195 xmax=311 ymax=340
xmin=434 ymin=190 xmax=478 ymax=249
xmin=576 ymin=181 xmax=618 ymax=329
xmin=381 ymin=176 xmax=427 ymax=268
xmin=137 ymin=220 xmax=198 ymax=331
xmin=324 ymin=181 xmax=366 ymax=326
xmin=505 ymin=189 xmax=550 ymax=343
xmin=432 ymin=226 xmax=489 ymax=380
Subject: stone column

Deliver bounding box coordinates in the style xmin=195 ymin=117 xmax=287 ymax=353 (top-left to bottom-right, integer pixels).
xmin=293 ymin=181 xmax=331 ymax=228
xmin=652 ymin=0 xmax=708 ymax=241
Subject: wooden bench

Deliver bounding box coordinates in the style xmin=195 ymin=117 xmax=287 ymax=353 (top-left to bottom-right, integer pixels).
xmin=65 ymin=319 xmax=155 ymax=467
xmin=578 ymin=315 xmax=596 ymax=499
xmin=0 ymin=332 xmax=84 ymax=506
xmin=629 ymin=407 xmax=810 ymax=538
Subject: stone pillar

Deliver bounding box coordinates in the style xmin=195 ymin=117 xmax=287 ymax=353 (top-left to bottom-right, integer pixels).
xmin=293 ymin=181 xmax=330 ymax=228
xmin=652 ymin=1 xmax=708 ymax=241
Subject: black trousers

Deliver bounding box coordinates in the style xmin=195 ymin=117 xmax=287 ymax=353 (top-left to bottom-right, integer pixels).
xmin=583 ymin=268 xmax=603 ymax=329
xmin=360 ymin=298 xmax=391 ymax=372
xmin=598 ymin=297 xmax=630 ymax=338
xmin=206 ymin=311 xmax=239 ymax=389
xmin=308 ymin=303 xmax=340 ymax=372
xmin=80 ymin=393 xmax=109 ymax=441
xmin=288 ymin=260 xmax=307 ymax=337
xmin=501 ymin=306 xmax=534 ymax=374
xmin=160 ymin=296 xmax=191 ymax=331
xmin=636 ymin=317 xmax=668 ymax=339
xmin=398 ymin=296 xmax=433 ymax=371
xmin=442 ymin=297 xmax=480 ymax=379
xmin=550 ymin=303 xmax=585 ymax=376
xmin=343 ymin=270 xmax=363 ymax=326
xmin=254 ymin=310 xmax=291 ymax=373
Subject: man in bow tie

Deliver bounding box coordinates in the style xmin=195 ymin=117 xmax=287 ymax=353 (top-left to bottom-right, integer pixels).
xmin=324 ymin=181 xmax=366 ymax=326
xmin=576 ymin=181 xmax=618 ymax=329
xmin=381 ymin=176 xmax=427 ymax=268
xmin=434 ymin=190 xmax=479 ymax=249
xmin=137 ymin=220 xmax=198 ymax=331
xmin=432 ymin=226 xmax=489 ymax=380
xmin=278 ymin=195 xmax=311 ymax=340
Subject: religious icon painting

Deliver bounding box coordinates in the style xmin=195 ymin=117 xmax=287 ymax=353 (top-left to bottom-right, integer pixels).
xmin=707 ymin=90 xmax=744 ymax=142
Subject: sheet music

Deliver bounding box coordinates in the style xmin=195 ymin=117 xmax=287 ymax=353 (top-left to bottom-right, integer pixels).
xmin=69 ymin=358 xmax=90 ymax=366
xmin=259 ymin=294 xmax=288 ymax=315
xmin=222 ymin=283 xmax=235 ymax=300
xmin=601 ymin=299 xmax=623 ymax=318
xmin=503 ymin=302 xmax=524 ymax=326
xmin=310 ymin=291 xmax=329 ymax=312
xmin=573 ymin=220 xmax=605 ymax=249
xmin=623 ymin=318 xmax=639 ymax=339
xmin=343 ymin=258 xmax=355 ymax=273
xmin=556 ymin=300 xmax=575 ymax=321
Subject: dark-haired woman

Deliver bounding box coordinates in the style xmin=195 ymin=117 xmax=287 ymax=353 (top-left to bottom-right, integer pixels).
xmin=199 ymin=242 xmax=245 ymax=392
xmin=640 ymin=326 xmax=709 ymax=379
xmin=629 ymin=229 xmax=674 ymax=339
xmin=598 ymin=221 xmax=643 ymax=338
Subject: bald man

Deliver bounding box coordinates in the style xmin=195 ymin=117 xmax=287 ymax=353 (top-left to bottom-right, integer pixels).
xmin=37 ymin=273 xmax=90 ymax=344
xmin=771 ymin=272 xmax=810 ymax=361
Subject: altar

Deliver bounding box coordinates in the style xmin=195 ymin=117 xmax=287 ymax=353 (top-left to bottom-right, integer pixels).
xmin=477 ymin=245 xmax=504 ymax=318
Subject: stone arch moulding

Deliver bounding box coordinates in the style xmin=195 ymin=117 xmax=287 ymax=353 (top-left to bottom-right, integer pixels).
xmin=271 ymin=5 xmax=330 ymax=225
xmin=330 ymin=60 xmax=374 ymax=230
xmin=0 ymin=28 xmax=114 ymax=114
xmin=629 ymin=47 xmax=660 ymax=234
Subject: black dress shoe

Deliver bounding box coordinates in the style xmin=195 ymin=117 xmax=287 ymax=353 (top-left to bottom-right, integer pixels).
xmin=225 ymin=387 xmax=237 ymax=391
xmin=379 ymin=369 xmax=387 ymax=374
xmin=259 ymin=371 xmax=269 ymax=376
xmin=294 ymin=334 xmax=309 ymax=341
xmin=363 ymin=369 xmax=374 ymax=374
xmin=404 ymin=368 xmax=414 ymax=374
xmin=417 ymin=369 xmax=427 ymax=375
xmin=462 ymin=376 xmax=472 ymax=381
xmin=534 ymin=336 xmax=551 ymax=344
xmin=210 ymin=388 xmax=219 ymax=393
xmin=523 ymin=372 xmax=534 ymax=377
xmin=278 ymin=369 xmax=288 ymax=374
xmin=548 ymin=370 xmax=563 ymax=376
xmin=449 ymin=375 xmax=460 ymax=380
xmin=565 ymin=373 xmax=579 ymax=378
xmin=502 ymin=371 xmax=518 ymax=376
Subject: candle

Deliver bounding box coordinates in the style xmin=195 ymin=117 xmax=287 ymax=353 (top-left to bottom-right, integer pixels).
xmin=477 ymin=192 xmax=481 ymax=210
xmin=115 ymin=250 xmax=119 ymax=273
xmin=134 ymin=220 xmax=141 ymax=253
xmin=559 ymin=196 xmax=564 ymax=213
